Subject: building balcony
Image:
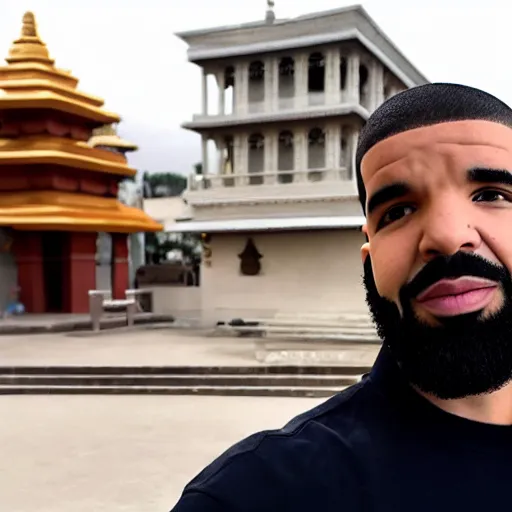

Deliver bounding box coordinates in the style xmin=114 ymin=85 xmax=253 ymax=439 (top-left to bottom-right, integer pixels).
xmin=184 ymin=167 xmax=358 ymax=207
xmin=182 ymin=96 xmax=369 ymax=131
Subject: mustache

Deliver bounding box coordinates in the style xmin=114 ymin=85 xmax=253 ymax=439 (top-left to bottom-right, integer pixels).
xmin=401 ymin=252 xmax=508 ymax=301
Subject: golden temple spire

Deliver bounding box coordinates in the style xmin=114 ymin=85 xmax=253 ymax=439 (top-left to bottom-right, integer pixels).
xmin=6 ymin=11 xmax=54 ymax=65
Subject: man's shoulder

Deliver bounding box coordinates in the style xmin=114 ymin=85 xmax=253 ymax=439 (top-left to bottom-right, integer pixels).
xmin=173 ymin=378 xmax=375 ymax=511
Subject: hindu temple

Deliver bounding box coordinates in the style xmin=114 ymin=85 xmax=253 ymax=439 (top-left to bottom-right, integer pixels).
xmin=0 ymin=12 xmax=161 ymax=314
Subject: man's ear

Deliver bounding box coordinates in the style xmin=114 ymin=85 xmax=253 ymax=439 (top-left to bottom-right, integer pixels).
xmin=361 ymin=223 xmax=369 ymax=243
xmin=361 ymin=224 xmax=370 ymax=264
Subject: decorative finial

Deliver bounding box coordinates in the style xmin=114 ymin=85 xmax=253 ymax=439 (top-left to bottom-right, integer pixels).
xmin=265 ymin=0 xmax=275 ymax=23
xmin=21 ymin=12 xmax=38 ymax=38
xmin=6 ymin=11 xmax=54 ymax=65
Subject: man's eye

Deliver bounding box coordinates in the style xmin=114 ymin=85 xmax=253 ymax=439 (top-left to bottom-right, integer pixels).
xmin=473 ymin=189 xmax=509 ymax=203
xmin=377 ymin=205 xmax=415 ymax=230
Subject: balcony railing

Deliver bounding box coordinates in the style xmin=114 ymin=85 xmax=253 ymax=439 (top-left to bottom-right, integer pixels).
xmin=194 ymin=92 xmax=351 ymax=122
xmin=188 ymin=168 xmax=350 ymax=191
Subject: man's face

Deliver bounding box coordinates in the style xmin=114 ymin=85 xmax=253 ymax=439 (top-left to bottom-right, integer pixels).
xmin=361 ymin=120 xmax=512 ymax=399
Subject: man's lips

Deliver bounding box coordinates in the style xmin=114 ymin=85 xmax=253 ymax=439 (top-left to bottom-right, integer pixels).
xmin=416 ymin=277 xmax=498 ymax=302
xmin=414 ymin=277 xmax=499 ymax=317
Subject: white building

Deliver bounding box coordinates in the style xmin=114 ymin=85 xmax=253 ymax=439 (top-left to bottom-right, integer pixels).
xmin=162 ymin=4 xmax=428 ymax=325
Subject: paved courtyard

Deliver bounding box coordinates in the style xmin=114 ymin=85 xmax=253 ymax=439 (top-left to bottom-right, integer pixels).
xmin=0 ymin=327 xmax=258 ymax=367
xmin=0 ymin=327 xmax=378 ymax=511
xmin=0 ymin=394 xmax=323 ymax=512
xmin=0 ymin=326 xmax=379 ymax=368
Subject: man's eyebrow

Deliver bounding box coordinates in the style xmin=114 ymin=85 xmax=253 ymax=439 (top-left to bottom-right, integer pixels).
xmin=467 ymin=167 xmax=512 ymax=186
xmin=366 ymin=182 xmax=411 ymax=215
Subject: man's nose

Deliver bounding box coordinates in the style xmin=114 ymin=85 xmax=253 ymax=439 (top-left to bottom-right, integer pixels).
xmin=418 ymin=200 xmax=482 ymax=261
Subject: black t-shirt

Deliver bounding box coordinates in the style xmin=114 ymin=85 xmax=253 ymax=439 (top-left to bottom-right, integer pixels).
xmin=171 ymin=346 xmax=512 ymax=511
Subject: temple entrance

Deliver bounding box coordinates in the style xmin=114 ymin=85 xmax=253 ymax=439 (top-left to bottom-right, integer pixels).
xmin=41 ymin=231 xmax=66 ymax=312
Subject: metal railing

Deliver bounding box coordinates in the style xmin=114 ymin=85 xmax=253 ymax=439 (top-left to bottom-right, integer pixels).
xmin=188 ymin=168 xmax=350 ymax=191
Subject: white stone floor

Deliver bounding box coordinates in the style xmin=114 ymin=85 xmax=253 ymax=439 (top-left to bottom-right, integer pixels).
xmin=0 ymin=394 xmax=323 ymax=512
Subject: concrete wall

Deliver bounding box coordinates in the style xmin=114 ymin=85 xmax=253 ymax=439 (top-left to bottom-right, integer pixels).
xmin=147 ymin=285 xmax=202 ymax=321
xmin=200 ymin=229 xmax=367 ymax=324
xmin=143 ymin=197 xmax=190 ymax=225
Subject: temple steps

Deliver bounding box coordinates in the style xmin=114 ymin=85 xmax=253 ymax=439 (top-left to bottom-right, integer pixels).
xmin=0 ymin=365 xmax=369 ymax=398
xmin=0 ymin=386 xmax=351 ymax=398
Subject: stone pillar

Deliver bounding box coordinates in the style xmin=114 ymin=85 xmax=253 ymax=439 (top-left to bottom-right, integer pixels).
xmin=264 ymin=57 xmax=279 ymax=112
xmin=264 ymin=57 xmax=272 ymax=112
xmin=295 ymin=54 xmax=309 ymax=108
xmin=13 ymin=231 xmax=45 ymax=313
xmin=111 ymin=233 xmax=129 ymax=300
xmin=294 ymin=128 xmax=308 ymax=182
xmin=370 ymin=60 xmax=384 ymax=112
xmin=327 ymin=123 xmax=342 ymax=179
xmin=271 ymin=59 xmax=279 ymax=110
xmin=234 ymin=133 xmax=249 ymax=186
xmin=201 ymin=134 xmax=209 ymax=176
xmin=264 ymin=130 xmax=278 ymax=184
xmin=347 ymin=125 xmax=359 ymax=180
xmin=65 ymin=232 xmax=97 ymax=313
xmin=217 ymin=70 xmax=225 ymax=116
xmin=347 ymin=53 xmax=360 ymax=104
xmin=235 ymin=62 xmax=249 ymax=115
xmin=234 ymin=133 xmax=243 ymax=182
xmin=325 ymin=49 xmax=341 ymax=105
xmin=202 ymin=69 xmax=208 ymax=115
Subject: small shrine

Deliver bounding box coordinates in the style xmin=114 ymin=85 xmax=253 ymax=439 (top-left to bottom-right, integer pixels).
xmin=0 ymin=12 xmax=162 ymax=313
xmin=88 ymin=123 xmax=138 ymax=155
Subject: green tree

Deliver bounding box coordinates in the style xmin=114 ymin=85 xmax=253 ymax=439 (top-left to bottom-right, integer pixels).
xmin=145 ymin=232 xmax=201 ymax=265
xmin=142 ymin=172 xmax=187 ymax=198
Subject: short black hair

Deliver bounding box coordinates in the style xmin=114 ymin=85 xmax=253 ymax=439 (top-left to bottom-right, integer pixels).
xmin=356 ymin=83 xmax=512 ymax=213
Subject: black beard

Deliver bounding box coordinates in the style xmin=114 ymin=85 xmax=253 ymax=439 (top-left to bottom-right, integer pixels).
xmin=363 ymin=252 xmax=512 ymax=400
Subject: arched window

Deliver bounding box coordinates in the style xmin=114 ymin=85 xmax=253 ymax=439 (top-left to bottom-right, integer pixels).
xmin=308 ymin=52 xmax=325 ymax=93
xmin=340 ymin=56 xmax=347 ymax=90
xmin=308 ymin=127 xmax=326 ymax=173
xmin=223 ymin=66 xmax=235 ymax=114
xmin=248 ymin=133 xmax=264 ymax=185
xmin=278 ymin=57 xmax=295 ymax=107
xmin=249 ymin=61 xmax=265 ymax=108
xmin=221 ymin=135 xmax=235 ymax=187
xmin=359 ymin=64 xmax=369 ymax=109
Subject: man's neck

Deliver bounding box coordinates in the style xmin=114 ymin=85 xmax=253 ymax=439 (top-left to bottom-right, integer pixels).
xmin=419 ymin=381 xmax=512 ymax=425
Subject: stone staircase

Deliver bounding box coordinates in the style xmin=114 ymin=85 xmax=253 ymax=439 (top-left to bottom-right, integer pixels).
xmin=0 ymin=364 xmax=370 ymax=398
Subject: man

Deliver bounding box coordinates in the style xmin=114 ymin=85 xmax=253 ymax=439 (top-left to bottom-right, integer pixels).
xmin=171 ymin=83 xmax=512 ymax=511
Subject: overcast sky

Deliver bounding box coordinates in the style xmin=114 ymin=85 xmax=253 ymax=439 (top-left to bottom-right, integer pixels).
xmin=0 ymin=0 xmax=510 ymax=175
